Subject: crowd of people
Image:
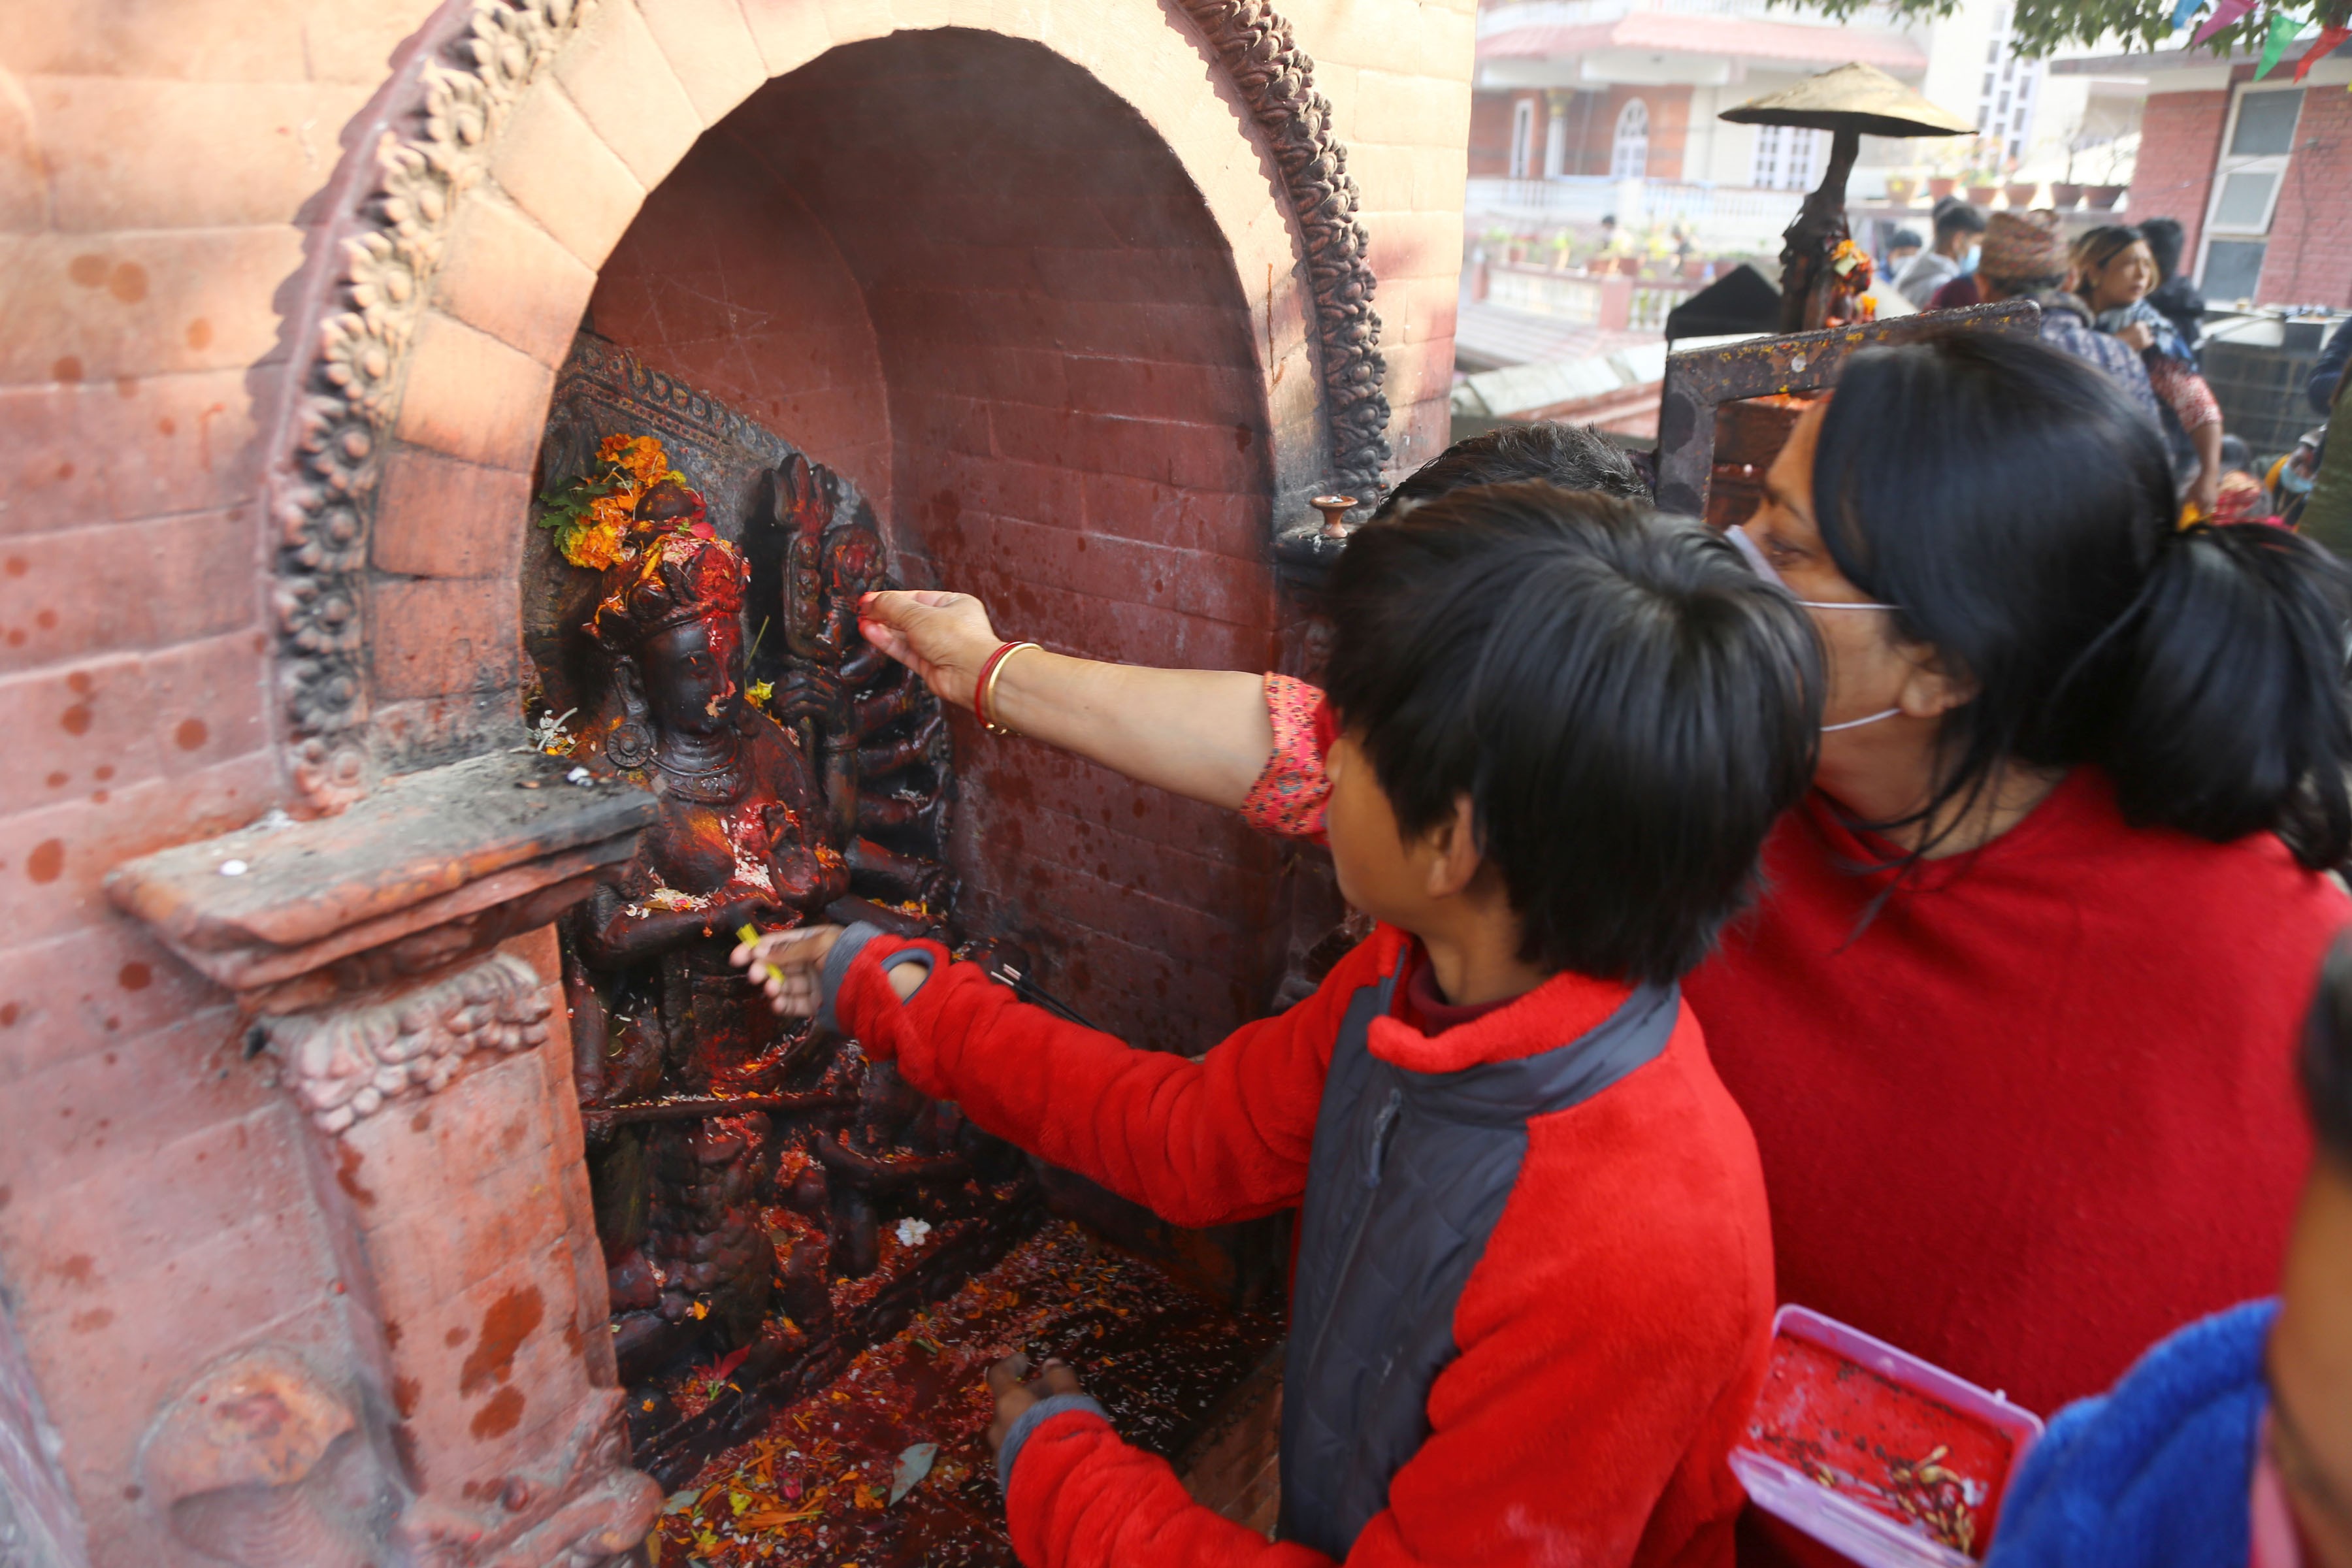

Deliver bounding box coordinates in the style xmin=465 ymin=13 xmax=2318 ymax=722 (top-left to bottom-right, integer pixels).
xmin=723 ymin=314 xmax=2349 ymax=1564
xmin=1891 ymin=198 xmax=2243 ymax=517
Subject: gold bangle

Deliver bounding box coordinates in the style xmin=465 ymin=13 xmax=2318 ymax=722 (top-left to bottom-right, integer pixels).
xmin=978 ymin=642 xmax=1041 ymax=736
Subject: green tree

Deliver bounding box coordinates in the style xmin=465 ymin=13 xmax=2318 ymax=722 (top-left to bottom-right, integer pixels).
xmin=1785 ymin=0 xmax=2348 ymax=59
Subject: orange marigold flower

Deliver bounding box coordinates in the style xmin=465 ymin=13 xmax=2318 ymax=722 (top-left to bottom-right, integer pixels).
xmin=588 ymin=491 xmax=637 ymax=532
xmin=596 ymin=433 xmax=634 ymax=463
xmin=616 ymin=435 xmax=672 ymax=487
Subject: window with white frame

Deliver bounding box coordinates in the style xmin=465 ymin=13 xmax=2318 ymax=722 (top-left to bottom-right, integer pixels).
xmin=1975 ymin=8 xmax=2045 ymax=163
xmin=1510 ymin=97 xmax=1536 ymax=180
xmin=2200 ymin=85 xmax=2304 ymax=301
xmin=1611 ymin=98 xmax=1649 ymax=181
xmin=1750 ymin=124 xmax=1827 ymax=191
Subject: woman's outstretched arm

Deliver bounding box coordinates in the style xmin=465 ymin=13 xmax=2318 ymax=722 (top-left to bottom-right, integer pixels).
xmin=857 ymin=589 xmax=1276 ymax=810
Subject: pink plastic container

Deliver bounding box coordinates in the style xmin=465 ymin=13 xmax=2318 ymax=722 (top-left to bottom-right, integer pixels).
xmin=1731 ymin=1306 xmax=2046 ymax=1567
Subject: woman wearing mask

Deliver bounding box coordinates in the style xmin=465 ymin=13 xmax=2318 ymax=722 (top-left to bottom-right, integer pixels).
xmin=2077 ymin=223 xmax=2227 ymax=515
xmin=857 ymin=333 xmax=2352 ymax=1448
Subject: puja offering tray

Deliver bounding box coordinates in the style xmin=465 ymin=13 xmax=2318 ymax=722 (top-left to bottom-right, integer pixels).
xmin=647 ymin=1220 xmax=1284 ymax=1567
xmin=1731 ymin=1307 xmax=2044 ymax=1566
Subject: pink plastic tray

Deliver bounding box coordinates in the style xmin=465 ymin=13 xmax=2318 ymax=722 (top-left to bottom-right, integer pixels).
xmin=1731 ymin=1305 xmax=2046 ymax=1566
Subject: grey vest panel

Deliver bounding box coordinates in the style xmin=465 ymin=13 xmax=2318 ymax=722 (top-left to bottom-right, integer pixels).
xmin=1276 ymin=975 xmax=1680 ymax=1558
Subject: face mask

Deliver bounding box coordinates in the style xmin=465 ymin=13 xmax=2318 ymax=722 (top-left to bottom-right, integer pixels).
xmin=1727 ymin=524 xmax=1901 ymax=612
xmin=1727 ymin=525 xmax=1904 ymax=734
xmin=1960 ymin=243 xmax=1981 ymax=276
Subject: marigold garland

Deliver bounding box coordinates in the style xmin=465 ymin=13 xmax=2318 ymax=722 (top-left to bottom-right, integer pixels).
xmin=537 ymin=433 xmax=710 ymax=571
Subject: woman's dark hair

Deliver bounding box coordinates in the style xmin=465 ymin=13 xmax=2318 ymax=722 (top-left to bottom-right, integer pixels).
xmin=1814 ymin=331 xmax=2352 ymax=870
xmin=2303 ymin=932 xmax=2352 ymax=1165
xmin=1371 ymin=423 xmax=1649 ymax=521
xmin=1324 ymin=483 xmax=1823 ymax=984
xmin=2140 ymin=217 xmax=2187 ymax=284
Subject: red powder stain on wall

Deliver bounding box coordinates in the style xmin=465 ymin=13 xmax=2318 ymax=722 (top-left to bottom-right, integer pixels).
xmin=27 ymin=841 xmax=65 ymax=884
xmin=459 ymin=1287 xmax=545 ymax=1396
xmin=175 ymin=718 xmax=208 ymax=751
xmin=470 ymin=1386 xmax=526 ymax=1439
xmin=117 ymin=964 xmax=150 ymax=991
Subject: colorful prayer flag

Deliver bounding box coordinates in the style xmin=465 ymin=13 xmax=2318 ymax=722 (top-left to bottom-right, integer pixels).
xmin=2192 ymin=0 xmax=2258 ymax=45
xmin=2257 ymin=10 xmax=2305 ymax=76
xmin=2292 ymin=20 xmax=2352 ymax=74
xmin=2172 ymin=0 xmax=2204 ymax=27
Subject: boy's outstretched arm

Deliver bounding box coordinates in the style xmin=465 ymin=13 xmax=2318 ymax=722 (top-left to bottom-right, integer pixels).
xmin=747 ymin=923 xmax=1406 ymax=1228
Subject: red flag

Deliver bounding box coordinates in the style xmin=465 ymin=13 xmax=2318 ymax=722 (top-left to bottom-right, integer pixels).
xmin=2292 ymin=22 xmax=2351 ymax=78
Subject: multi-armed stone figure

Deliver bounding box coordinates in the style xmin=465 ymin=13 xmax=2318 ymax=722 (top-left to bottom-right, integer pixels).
xmin=754 ymin=453 xmax=954 ymax=919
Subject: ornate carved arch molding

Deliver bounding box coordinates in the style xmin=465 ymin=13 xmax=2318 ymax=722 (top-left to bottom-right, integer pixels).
xmin=1172 ymin=0 xmax=1390 ymax=500
xmin=267 ymin=0 xmax=597 ymax=811
xmin=265 ymin=0 xmax=1390 ymax=813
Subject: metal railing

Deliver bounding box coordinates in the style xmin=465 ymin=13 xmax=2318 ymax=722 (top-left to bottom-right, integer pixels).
xmin=1466 ymin=177 xmax=1803 ymax=253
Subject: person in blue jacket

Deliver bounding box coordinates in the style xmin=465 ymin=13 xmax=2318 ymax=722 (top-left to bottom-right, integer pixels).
xmin=1988 ymin=930 xmax=2352 ymax=1567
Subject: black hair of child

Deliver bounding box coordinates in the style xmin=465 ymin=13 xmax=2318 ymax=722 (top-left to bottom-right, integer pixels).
xmin=1322 ymin=482 xmax=1824 ymax=986
xmin=2304 ymin=930 xmax=2352 ymax=1165
xmin=1372 ymin=423 xmax=1649 ymax=522
xmin=1933 ymin=198 xmax=1988 ymax=239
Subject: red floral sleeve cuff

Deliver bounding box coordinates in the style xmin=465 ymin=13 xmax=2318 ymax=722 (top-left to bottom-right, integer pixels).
xmin=1239 ymin=674 xmax=1332 ymax=841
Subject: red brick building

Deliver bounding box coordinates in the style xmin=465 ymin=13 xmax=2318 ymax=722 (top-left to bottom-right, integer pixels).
xmin=2061 ymin=43 xmax=2352 ymax=306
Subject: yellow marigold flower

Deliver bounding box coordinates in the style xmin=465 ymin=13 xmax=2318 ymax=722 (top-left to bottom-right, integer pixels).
xmin=564 ymin=519 xmax=628 ymax=571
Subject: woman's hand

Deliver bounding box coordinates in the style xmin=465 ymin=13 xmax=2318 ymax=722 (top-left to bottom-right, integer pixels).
xmin=730 ymin=925 xmax=843 ymax=1016
xmin=2117 ymin=321 xmax=2155 ymax=353
xmin=857 ymin=590 xmax=1002 ymax=710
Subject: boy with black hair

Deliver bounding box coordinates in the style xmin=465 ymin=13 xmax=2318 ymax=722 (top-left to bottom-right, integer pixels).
xmin=739 ymin=485 xmax=1823 ymax=1568
xmin=1895 ymin=195 xmax=1987 ymax=307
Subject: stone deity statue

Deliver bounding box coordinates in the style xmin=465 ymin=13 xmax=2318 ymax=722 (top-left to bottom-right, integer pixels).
xmin=563 ymin=478 xmax=849 ymax=1373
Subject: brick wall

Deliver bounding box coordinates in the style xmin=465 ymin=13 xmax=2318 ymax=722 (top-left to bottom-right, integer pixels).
xmin=587 ymin=131 xmax=893 ymax=513
xmin=0 ymin=6 xmax=445 ymax=1561
xmin=608 ymin=31 xmax=1287 ymax=1053
xmin=1469 ymin=90 xmax=1522 ymax=176
xmin=2259 ymin=84 xmax=2352 ymax=307
xmin=2127 ymin=88 xmax=2230 ymax=269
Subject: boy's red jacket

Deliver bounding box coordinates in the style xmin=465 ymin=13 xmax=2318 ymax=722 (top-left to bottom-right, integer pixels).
xmin=833 ymin=922 xmax=1773 ymax=1568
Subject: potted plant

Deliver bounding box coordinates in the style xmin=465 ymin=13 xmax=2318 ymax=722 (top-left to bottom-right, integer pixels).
xmin=1886 ymin=174 xmax=1918 ymax=206
xmin=2005 ymin=180 xmax=2037 ymax=207
xmin=2051 ymin=182 xmax=2084 ymax=208
xmin=1927 ymin=176 xmax=1957 ymax=199
xmin=2087 ymin=185 xmax=2126 ymax=209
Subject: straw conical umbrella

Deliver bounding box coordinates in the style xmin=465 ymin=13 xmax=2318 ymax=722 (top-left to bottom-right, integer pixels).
xmin=1721 ymin=63 xmax=1974 ymax=330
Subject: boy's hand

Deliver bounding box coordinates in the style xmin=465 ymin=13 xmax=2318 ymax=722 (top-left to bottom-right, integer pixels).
xmin=729 ymin=926 xmax=843 ymax=1017
xmin=985 ymin=1353 xmax=1086 ymax=1456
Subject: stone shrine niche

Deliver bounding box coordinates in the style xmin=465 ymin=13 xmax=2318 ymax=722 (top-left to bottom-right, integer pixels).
xmin=521 ymin=337 xmax=1021 ymax=1482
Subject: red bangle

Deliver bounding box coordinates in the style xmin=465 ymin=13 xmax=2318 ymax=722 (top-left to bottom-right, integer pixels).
xmin=974 ymin=640 xmax=1039 ymax=736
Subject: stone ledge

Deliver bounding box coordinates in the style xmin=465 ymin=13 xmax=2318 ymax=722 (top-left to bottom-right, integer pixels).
xmin=105 ymin=751 xmax=655 ymax=1000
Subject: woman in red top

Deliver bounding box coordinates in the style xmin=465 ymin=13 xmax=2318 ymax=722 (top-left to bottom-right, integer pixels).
xmin=858 ymin=338 xmax=2352 ymax=1490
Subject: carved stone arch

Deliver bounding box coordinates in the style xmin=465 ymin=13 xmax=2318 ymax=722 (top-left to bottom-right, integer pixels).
xmin=263 ymin=0 xmax=1390 ymax=812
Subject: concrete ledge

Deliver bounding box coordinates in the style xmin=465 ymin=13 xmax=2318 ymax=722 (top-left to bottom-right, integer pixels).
xmin=105 ymin=751 xmax=654 ymax=999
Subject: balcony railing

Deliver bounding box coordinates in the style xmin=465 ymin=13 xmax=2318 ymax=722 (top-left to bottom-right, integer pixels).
xmin=1466 ymin=176 xmax=1803 ymax=254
